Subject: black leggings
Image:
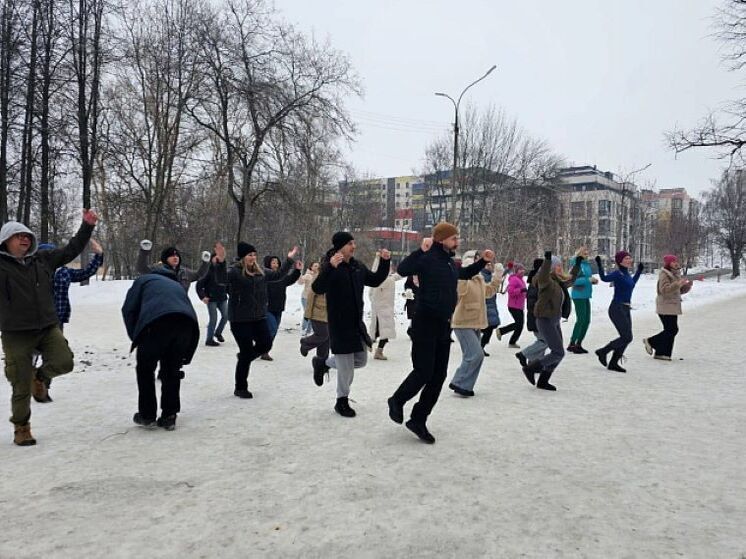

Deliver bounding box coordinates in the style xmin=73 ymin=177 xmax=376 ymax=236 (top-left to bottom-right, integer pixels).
xmin=602 ymin=302 xmax=633 ymax=355
xmin=499 ymin=307 xmax=525 ymax=345
xmin=481 ymin=326 xmax=496 ymax=347
xmin=230 ymin=319 xmax=272 ymax=391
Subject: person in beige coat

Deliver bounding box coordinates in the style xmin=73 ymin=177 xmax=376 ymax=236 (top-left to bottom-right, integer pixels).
xmin=299 ymin=263 xmax=331 ymax=386
xmin=643 ymin=255 xmax=692 ymax=360
xmin=368 ymin=254 xmax=401 ymax=360
xmin=448 ymin=250 xmax=502 ymax=396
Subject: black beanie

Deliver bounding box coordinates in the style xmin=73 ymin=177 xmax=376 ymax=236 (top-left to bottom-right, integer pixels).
xmin=160 ymin=246 xmax=180 ymax=263
xmin=237 ymin=242 xmax=256 ymax=259
xmin=332 ymin=231 xmax=354 ymax=251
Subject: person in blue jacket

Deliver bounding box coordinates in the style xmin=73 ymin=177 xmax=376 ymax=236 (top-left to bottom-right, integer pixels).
xmin=567 ymin=246 xmax=597 ymax=354
xmin=594 ymin=250 xmax=644 ymax=373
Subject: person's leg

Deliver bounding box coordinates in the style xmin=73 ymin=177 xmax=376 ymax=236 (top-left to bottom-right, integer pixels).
xmin=135 ymin=334 xmax=161 ymax=421
xmin=570 ymin=299 xmax=584 ymax=344
xmin=392 ymin=314 xmax=439 ymax=405
xmin=158 ymin=319 xmax=193 ymax=418
xmin=36 ymin=326 xmax=74 ymax=383
xmin=522 ymin=332 xmax=548 ymax=363
xmin=302 ymin=320 xmax=329 ymax=356
xmin=206 ymin=301 xmax=218 ymax=342
xmin=1 ymin=331 xmax=41 ymax=427
xmin=508 ymin=308 xmax=524 ymax=345
xmin=537 ymin=318 xmax=565 ymax=378
xmin=656 ymin=315 xmax=679 ymax=357
xmin=378 ymin=338 xmax=388 ymax=349
xmin=603 ymin=303 xmax=632 ymax=353
xmin=215 ymin=300 xmax=228 ymax=338
xmin=481 ymin=326 xmax=494 ymax=348
xmin=575 ymin=299 xmax=591 ymax=344
xmin=450 ymin=328 xmax=484 ymax=391
xmin=334 ymin=353 xmax=355 ymax=398
xmin=231 ymin=322 xmax=252 ymax=392
xmin=647 ymin=314 xmax=667 ymax=354
xmin=301 ymin=297 xmax=309 ymax=334
xmin=499 ymin=320 xmax=516 ymax=337
xmin=410 ymin=320 xmax=451 ymax=423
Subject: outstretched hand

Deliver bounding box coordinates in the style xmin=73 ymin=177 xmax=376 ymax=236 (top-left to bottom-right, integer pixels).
xmin=214 ymin=242 xmax=226 ymax=263
xmin=482 ymin=249 xmax=495 ymax=262
xmin=380 ymin=249 xmax=391 ymax=260
xmin=89 ymin=239 xmax=103 ymax=255
xmin=594 ymin=255 xmax=602 ymax=265
xmin=421 ymin=237 xmax=433 ymax=252
xmin=288 ymin=246 xmax=300 ymax=259
xmin=83 ymin=209 xmax=98 ymax=226
xmin=330 ymin=252 xmax=344 ymax=268
xmin=637 ymin=262 xmax=645 ymax=273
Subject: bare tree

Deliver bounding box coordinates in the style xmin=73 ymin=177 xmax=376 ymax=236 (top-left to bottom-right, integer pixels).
xmin=703 ymin=169 xmax=746 ymax=277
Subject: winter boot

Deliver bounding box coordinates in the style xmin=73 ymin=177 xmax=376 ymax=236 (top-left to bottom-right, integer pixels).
xmin=482 ymin=348 xmax=490 ymax=357
xmin=312 ymin=357 xmax=329 ymax=387
xmin=575 ymin=344 xmax=589 ymax=354
xmin=234 ymin=389 xmax=253 ymax=399
xmin=387 ymin=396 xmax=404 ymax=424
xmin=374 ymin=347 xmax=387 ymax=360
xmin=132 ymin=413 xmax=156 ymax=428
xmin=607 ymin=352 xmax=627 ymax=373
xmin=405 ymin=419 xmax=435 ymax=444
xmin=215 ymin=334 xmax=225 ymax=343
xmin=300 ymin=342 xmax=310 ymax=357
xmin=567 ymin=343 xmax=579 ymax=353
xmin=13 ymin=423 xmax=36 ymax=446
xmin=334 ymin=397 xmax=356 ymax=418
xmin=157 ymin=415 xmax=177 ymax=431
xmin=515 ymin=352 xmax=528 ymax=368
xmin=31 ymin=373 xmax=52 ymax=403
xmin=595 ymin=347 xmax=610 ymax=367
xmin=536 ymin=369 xmax=556 ymax=391
xmin=522 ymin=360 xmax=542 ymax=386
xmin=448 ymin=383 xmax=474 ymax=397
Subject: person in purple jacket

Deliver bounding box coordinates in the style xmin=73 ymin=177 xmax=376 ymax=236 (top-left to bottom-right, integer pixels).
xmin=498 ymin=262 xmax=527 ymax=347
xmin=594 ymin=250 xmax=644 ymax=373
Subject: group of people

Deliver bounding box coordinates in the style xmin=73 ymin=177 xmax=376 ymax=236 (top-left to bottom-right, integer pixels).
xmin=1 ymin=213 xmax=693 ymax=446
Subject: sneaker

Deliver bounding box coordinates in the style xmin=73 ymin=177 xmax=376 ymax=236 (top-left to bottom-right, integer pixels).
xmin=387 ymin=396 xmax=404 ymax=424
xmin=405 ymin=419 xmax=435 ymax=444
xmin=215 ymin=334 xmax=225 ymax=343
xmin=157 ymin=415 xmax=176 ymax=431
xmin=205 ymin=339 xmax=220 ymax=347
xmin=13 ymin=423 xmax=36 ymax=446
xmin=654 ymin=355 xmax=672 ymax=361
xmin=515 ymin=352 xmax=528 ymax=368
xmin=334 ymin=397 xmax=356 ymax=418
xmin=448 ymin=383 xmax=474 ymax=397
xmin=495 ymin=330 xmax=502 ymax=341
xmin=643 ymin=338 xmax=653 ymax=356
xmin=595 ymin=348 xmax=609 ymax=367
xmin=133 ymin=413 xmax=156 ymax=428
xmin=234 ymin=389 xmax=253 ymax=399
xmin=536 ymin=381 xmax=557 ymax=391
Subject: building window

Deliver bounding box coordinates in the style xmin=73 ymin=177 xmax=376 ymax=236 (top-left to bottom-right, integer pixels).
xmin=598 ymin=219 xmax=610 ymax=235
xmin=571 ymin=201 xmax=586 ymax=218
xmin=672 ymin=198 xmax=683 ymax=210
xmin=599 ymin=200 xmax=611 ymax=217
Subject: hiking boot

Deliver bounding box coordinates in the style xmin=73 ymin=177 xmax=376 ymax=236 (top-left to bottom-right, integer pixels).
xmin=595 ymin=347 xmax=610 ymax=367
xmin=448 ymin=383 xmax=474 ymax=397
xmin=374 ymin=347 xmax=387 ymax=360
xmin=234 ymin=389 xmax=253 ymax=399
xmin=13 ymin=423 xmax=36 ymax=446
xmin=522 ymin=360 xmax=542 ymax=386
xmin=133 ymin=412 xmax=156 ymax=427
xmin=205 ymin=339 xmax=220 ymax=347
xmin=515 ymin=352 xmax=528 ymax=368
xmin=31 ymin=375 xmax=52 ymax=403
xmin=607 ymin=352 xmax=627 ymax=373
xmin=157 ymin=415 xmax=177 ymax=431
xmin=536 ymin=369 xmax=557 ymax=391
xmin=405 ymin=419 xmax=435 ymax=444
xmin=642 ymin=338 xmax=653 ymax=356
xmin=334 ymin=397 xmax=356 ymax=418
xmin=215 ymin=334 xmax=225 ymax=343
xmin=387 ymin=396 xmax=404 ymax=424
xmin=312 ymin=357 xmax=329 ymax=387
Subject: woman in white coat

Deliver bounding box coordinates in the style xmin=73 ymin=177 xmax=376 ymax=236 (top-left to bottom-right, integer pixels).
xmin=368 ymin=253 xmax=400 ymax=360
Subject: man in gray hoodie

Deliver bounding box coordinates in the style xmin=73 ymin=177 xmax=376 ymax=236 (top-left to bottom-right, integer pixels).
xmin=0 ymin=210 xmax=97 ymax=446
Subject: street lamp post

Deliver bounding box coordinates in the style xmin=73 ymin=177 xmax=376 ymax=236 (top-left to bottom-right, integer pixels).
xmin=435 ymin=64 xmax=496 ymax=223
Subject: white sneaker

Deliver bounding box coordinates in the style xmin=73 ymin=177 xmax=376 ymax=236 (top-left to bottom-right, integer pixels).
xmin=642 ymin=338 xmax=653 ymax=356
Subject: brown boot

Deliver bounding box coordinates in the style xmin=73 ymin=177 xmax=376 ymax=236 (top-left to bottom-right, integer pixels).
xmin=374 ymin=347 xmax=387 ymax=360
xmin=31 ymin=376 xmax=51 ymax=403
xmin=14 ymin=424 xmax=36 ymax=446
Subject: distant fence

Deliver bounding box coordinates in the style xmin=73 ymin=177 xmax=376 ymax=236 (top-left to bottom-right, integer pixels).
xmin=683 ymin=268 xmax=733 ymax=281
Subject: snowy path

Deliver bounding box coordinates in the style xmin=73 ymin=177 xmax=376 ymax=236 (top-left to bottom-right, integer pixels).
xmin=1 ymin=282 xmax=745 ymax=558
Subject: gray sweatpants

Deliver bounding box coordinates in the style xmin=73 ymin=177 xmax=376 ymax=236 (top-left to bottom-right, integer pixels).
xmin=521 ymin=331 xmax=548 ymax=363
xmin=326 ymin=349 xmax=368 ymax=398
xmin=535 ymin=316 xmax=565 ymax=374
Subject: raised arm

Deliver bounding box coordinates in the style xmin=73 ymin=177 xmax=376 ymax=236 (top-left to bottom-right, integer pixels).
xmin=67 ymin=252 xmax=103 ymax=283
xmin=397 ymin=249 xmax=424 ymax=277
xmin=633 ymin=262 xmax=644 ymax=284
xmin=535 ymin=252 xmax=553 ymax=288
xmin=458 ymin=258 xmax=487 ymax=280
xmin=365 ymin=253 xmax=390 ymax=287
xmin=595 ymin=256 xmax=611 ymax=282
xmin=46 ymin=215 xmax=96 ymax=269
xmin=182 ymin=255 xmax=211 ymax=284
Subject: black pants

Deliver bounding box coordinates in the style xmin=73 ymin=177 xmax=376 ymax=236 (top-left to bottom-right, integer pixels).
xmin=647 ymin=314 xmax=679 ymax=357
xmin=300 ymin=319 xmax=330 ymax=361
xmin=392 ymin=311 xmax=451 ymax=423
xmin=602 ymin=302 xmax=633 ymax=355
xmin=231 ymin=319 xmax=272 ymax=391
xmin=499 ymin=307 xmax=525 ymax=345
xmin=481 ymin=325 xmax=496 ymax=347
xmin=135 ymin=315 xmax=193 ymax=420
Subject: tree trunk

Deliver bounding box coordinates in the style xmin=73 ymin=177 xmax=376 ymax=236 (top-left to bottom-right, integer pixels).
xmin=17 ymin=1 xmax=39 ymax=224
xmin=0 ymin=0 xmax=15 ymax=222
xmin=730 ymin=247 xmax=741 ymax=278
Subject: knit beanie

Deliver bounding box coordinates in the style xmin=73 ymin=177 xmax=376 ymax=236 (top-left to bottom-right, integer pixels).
xmin=615 ymin=250 xmax=630 ymax=266
xmin=332 ymin=231 xmax=354 ymax=251
xmin=513 ymin=262 xmax=525 ymax=273
xmin=432 ymin=222 xmax=458 ymax=243
xmin=160 ymin=246 xmax=180 ymax=263
xmin=551 ymin=255 xmax=562 ymax=268
xmin=663 ymin=254 xmax=678 ymax=268
xmin=237 ymin=242 xmax=256 ymax=259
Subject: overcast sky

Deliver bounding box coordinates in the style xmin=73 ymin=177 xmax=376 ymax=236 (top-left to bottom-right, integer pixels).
xmin=274 ymin=0 xmax=739 ymax=195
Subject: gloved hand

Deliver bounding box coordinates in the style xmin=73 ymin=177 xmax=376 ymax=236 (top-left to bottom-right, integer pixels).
xmin=201 ymin=251 xmax=211 ymax=263
xmin=140 ymin=239 xmax=153 ymax=251
xmin=575 ymin=254 xmax=584 ymax=263
xmin=403 ymin=289 xmax=415 ymax=300
xmin=544 ymin=250 xmax=552 ymax=259
xmin=494 ymin=262 xmax=504 ymax=274
xmin=637 ymin=262 xmax=645 ymax=273
xmin=594 ymin=255 xmax=602 ymax=266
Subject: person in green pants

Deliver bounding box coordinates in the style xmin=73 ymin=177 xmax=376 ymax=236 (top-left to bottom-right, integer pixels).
xmin=567 ymin=246 xmax=597 ymax=354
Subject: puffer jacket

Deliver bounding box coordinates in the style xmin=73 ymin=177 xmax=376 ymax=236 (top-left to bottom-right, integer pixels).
xmin=533 ymin=255 xmax=580 ymax=319
xmin=0 ymin=220 xmax=94 ymax=332
xmin=506 ymin=273 xmax=527 ymax=310
xmin=656 ymin=267 xmax=691 ymax=315
xmin=451 ymin=271 xmax=501 ymax=329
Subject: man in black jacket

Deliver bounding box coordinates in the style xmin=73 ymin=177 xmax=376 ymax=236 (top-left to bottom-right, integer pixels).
xmin=122 ymin=268 xmax=199 ymax=431
xmin=387 ymin=222 xmax=494 ymax=444
xmin=196 ymin=250 xmax=229 ymax=346
xmin=261 ymin=254 xmax=301 ymax=360
xmin=312 ymin=232 xmax=390 ymax=418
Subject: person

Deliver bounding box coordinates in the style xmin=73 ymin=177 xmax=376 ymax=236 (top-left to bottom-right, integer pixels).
xmin=298 ymin=263 xmax=320 ymax=336
xmin=497 ymin=262 xmax=527 ymax=348
xmin=213 ymin=242 xmax=299 ymax=399
xmin=299 ymin=262 xmax=330 ymax=386
xmin=387 ymin=223 xmax=494 ymax=444
xmin=448 ymin=250 xmax=501 ymax=397
xmin=122 ymin=266 xmax=199 ymax=431
xmin=136 ymin=239 xmax=211 ymax=292
xmin=567 ymin=246 xmax=597 ymax=354
xmin=514 ymin=258 xmax=545 ymax=369
xmin=0 ymin=210 xmax=97 ymax=446
xmin=402 ymin=275 xmax=419 ymax=339
xmin=311 ymin=232 xmax=390 ymax=418
xmin=196 ymin=247 xmax=228 ymax=347
xmin=261 ymin=254 xmax=302 ymax=360
xmin=479 ymin=262 xmax=503 ymax=356
xmin=643 ymin=254 xmax=692 ymax=361
xmin=368 ymin=254 xmax=400 ymax=360
xmin=32 ymin=238 xmax=104 ymax=402
xmin=520 ymin=252 xmax=580 ymax=391
xmin=594 ymin=250 xmax=644 ymax=373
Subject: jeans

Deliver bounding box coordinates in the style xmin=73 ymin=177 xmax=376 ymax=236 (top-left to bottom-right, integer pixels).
xmin=392 ymin=310 xmax=452 ymax=423
xmin=231 ymin=320 xmax=272 ymax=391
xmin=301 ymin=298 xmax=311 ymax=334
xmin=521 ymin=332 xmax=548 ymax=363
xmin=535 ymin=316 xmax=565 ymax=378
xmin=499 ymin=307 xmax=525 ymax=345
xmin=570 ymin=298 xmax=591 ymax=344
xmin=206 ymin=300 xmax=228 ymax=342
xmin=451 ymin=328 xmax=485 ymax=391
xmin=603 ymin=302 xmax=633 ymax=355
xmin=266 ymin=310 xmax=282 ymax=341
xmin=301 ymin=320 xmax=330 ymax=361
xmin=647 ymin=314 xmax=679 ymax=357
xmin=326 ymin=347 xmax=368 ymax=398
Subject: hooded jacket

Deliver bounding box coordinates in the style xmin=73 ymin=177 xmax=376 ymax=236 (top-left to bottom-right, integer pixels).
xmin=263 ymin=254 xmax=301 ymax=313
xmin=0 ymin=220 xmax=94 ymax=332
xmin=121 ymin=268 xmax=199 ymax=363
xmin=533 ymin=256 xmax=580 ymax=320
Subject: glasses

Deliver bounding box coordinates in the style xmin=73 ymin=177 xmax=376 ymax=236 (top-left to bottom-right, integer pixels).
xmin=12 ymin=233 xmax=32 ymax=240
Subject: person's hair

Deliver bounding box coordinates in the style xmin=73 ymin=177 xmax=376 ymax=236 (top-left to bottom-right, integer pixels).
xmin=241 ymin=257 xmax=264 ymax=277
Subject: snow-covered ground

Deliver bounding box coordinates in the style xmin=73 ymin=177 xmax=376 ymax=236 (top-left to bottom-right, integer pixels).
xmin=2 ymin=273 xmax=746 ymax=558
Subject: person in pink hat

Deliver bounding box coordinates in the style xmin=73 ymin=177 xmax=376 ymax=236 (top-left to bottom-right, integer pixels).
xmin=642 ymin=255 xmax=692 ymax=361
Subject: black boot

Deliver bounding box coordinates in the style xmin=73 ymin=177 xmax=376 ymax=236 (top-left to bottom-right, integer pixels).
xmin=575 ymin=344 xmax=589 ymax=354
xmin=536 ymin=369 xmax=556 ymax=391
xmin=334 ymin=397 xmax=356 ymax=418
xmin=595 ymin=347 xmax=610 ymax=367
xmin=607 ymin=352 xmax=627 ymax=373
xmin=522 ymin=360 xmax=542 ymax=386
xmin=567 ymin=343 xmax=579 ymax=353
xmin=133 ymin=412 xmax=156 ymax=428
xmin=234 ymin=389 xmax=253 ymax=399
xmin=448 ymin=383 xmax=474 ymax=397
xmin=405 ymin=419 xmax=435 ymax=444
xmin=515 ymin=352 xmax=528 ymax=368
xmin=387 ymin=396 xmax=404 ymax=424
xmin=157 ymin=414 xmax=177 ymax=431
xmin=312 ymin=357 xmax=329 ymax=387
